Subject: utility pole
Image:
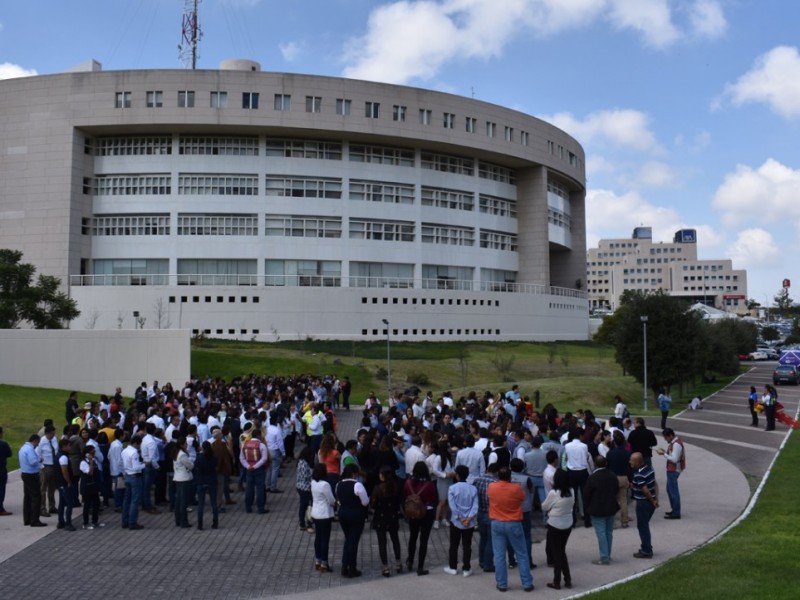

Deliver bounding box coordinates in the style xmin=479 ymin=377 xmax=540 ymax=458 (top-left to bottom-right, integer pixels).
xmin=179 ymin=0 xmax=202 ymax=69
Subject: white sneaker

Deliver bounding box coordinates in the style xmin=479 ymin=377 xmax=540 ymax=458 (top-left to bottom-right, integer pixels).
xmin=443 ymin=567 xmax=458 ymax=575
xmin=433 ymin=520 xmax=440 ymax=529
xmin=443 ymin=519 xmax=450 ymax=527
xmin=463 ymin=570 xmax=472 ymax=578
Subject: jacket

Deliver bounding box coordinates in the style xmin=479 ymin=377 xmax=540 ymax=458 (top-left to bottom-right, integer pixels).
xmin=583 ymin=467 xmax=620 ymax=517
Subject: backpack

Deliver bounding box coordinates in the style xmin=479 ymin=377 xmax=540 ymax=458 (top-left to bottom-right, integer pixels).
xmin=622 ymin=406 xmax=631 ymax=419
xmin=403 ymin=482 xmax=428 ymax=520
xmin=242 ymin=438 xmax=262 ymax=465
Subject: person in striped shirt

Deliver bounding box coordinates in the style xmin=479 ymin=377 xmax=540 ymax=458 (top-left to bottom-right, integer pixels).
xmin=630 ymin=452 xmax=659 ymax=559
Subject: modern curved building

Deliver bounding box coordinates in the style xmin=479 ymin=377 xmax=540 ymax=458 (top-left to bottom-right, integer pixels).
xmin=0 ymin=59 xmax=588 ymax=341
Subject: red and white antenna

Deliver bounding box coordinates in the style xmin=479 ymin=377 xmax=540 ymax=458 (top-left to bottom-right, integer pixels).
xmin=178 ymin=0 xmax=202 ymax=69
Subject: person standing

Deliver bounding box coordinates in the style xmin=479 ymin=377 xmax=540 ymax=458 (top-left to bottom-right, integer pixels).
xmin=658 ymin=389 xmax=672 ymax=430
xmin=473 ymin=462 xmax=499 ymax=572
xmin=173 ymin=436 xmax=194 ymax=528
xmin=240 ymin=428 xmax=269 ymax=514
xmin=455 ymin=435 xmax=485 ymax=484
xmin=444 ymin=464 xmax=478 ymax=577
xmin=747 ymin=386 xmax=759 ymax=427
xmin=627 ymin=418 xmax=658 ymax=468
xmin=121 ymin=435 xmax=145 ymax=530
xmin=762 ymin=385 xmax=776 ymax=431
xmin=487 ymin=467 xmax=534 ymax=592
xmin=583 ymin=455 xmax=619 ymax=565
xmin=55 ymin=438 xmax=75 ymax=531
xmin=606 ymin=431 xmax=632 ymax=528
xmin=336 ymin=463 xmax=369 ymax=578
xmin=371 ymin=465 xmax=403 ymax=576
xmin=564 ymin=429 xmax=593 ymax=528
xmin=0 ymin=426 xmax=11 ymax=516
xmin=265 ymin=413 xmax=285 ymax=494
xmin=542 ymin=469 xmax=573 ymax=590
xmin=311 ymin=463 xmax=336 ymax=572
xmin=657 ymin=428 xmax=685 ymax=519
xmin=630 ymin=452 xmax=659 ymax=558
xmin=79 ymin=445 xmax=104 ymax=529
xmin=19 ymin=434 xmax=47 ymax=527
xmin=195 ymin=441 xmax=219 ymax=530
xmin=36 ymin=425 xmax=59 ymax=517
xmin=403 ymin=461 xmax=438 ymax=575
xmin=108 ymin=430 xmax=126 ymax=512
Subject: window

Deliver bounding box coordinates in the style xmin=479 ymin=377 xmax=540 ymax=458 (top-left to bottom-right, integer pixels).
xmin=145 ymin=91 xmax=163 ymax=108
xmin=210 ymin=91 xmax=228 ymax=108
xmin=547 ymin=140 xmax=555 ymax=154
xmin=480 ymin=268 xmax=517 ymax=292
xmin=420 ymin=224 xmax=474 ymax=246
xmin=178 ymin=91 xmax=195 ymax=108
xmin=443 ymin=113 xmax=455 ymax=129
xmin=90 ymin=214 xmax=171 ymax=236
xmin=179 ymin=136 xmax=258 ymax=156
xmin=504 ymin=126 xmax=513 ymax=142
xmin=420 ymin=152 xmax=474 ymax=176
xmin=242 ymin=92 xmax=259 ymax=109
xmin=265 ymin=176 xmax=342 ymax=198
xmin=178 ymin=174 xmax=258 ymax=195
xmin=421 ymin=186 xmax=474 ymax=211
xmin=93 ymin=137 xmax=172 ymax=156
xmin=93 ymin=174 xmax=171 ymax=195
xmin=350 ymin=180 xmax=414 ymax=204
xmin=306 ymin=96 xmax=322 ymax=113
xmin=350 ymin=262 xmax=414 ymax=288
xmin=274 ymin=94 xmax=291 ymax=111
xmin=520 ymin=131 xmax=529 ymax=146
xmin=177 ymin=259 xmax=257 ymax=286
xmin=115 ymin=92 xmax=132 ymax=108
xmin=479 ymin=194 xmax=517 ymax=218
xmin=336 ymin=98 xmax=351 ymax=115
xmin=478 ymin=161 xmax=516 ymax=184
xmin=265 ymin=216 xmax=342 ymax=238
xmin=480 ymin=230 xmax=518 ymax=251
xmin=365 ymin=101 xmax=380 ymax=118
xmin=92 ymin=259 xmax=169 ymax=286
xmin=349 ymin=144 xmax=414 ymax=166
xmin=349 ymin=219 xmax=415 ymax=242
xmin=465 ymin=117 xmax=477 ymax=133
xmin=486 ymin=121 xmax=496 ymax=137
xmin=419 ymin=109 xmax=432 ymax=125
xmin=177 ymin=214 xmax=258 ymax=236
xmin=389 ymin=104 xmax=406 ymax=122
xmin=265 ymin=260 xmax=341 ymax=287
xmin=265 ymin=139 xmax=342 ymax=160
xmin=422 ymin=265 xmax=473 ymax=290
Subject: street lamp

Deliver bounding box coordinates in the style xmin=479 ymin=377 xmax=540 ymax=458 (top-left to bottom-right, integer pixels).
xmin=382 ymin=319 xmax=392 ymax=399
xmin=641 ymin=315 xmax=649 ymax=411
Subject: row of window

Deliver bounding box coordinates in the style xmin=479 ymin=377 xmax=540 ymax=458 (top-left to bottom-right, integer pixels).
xmin=85 ymin=259 xmax=517 ymax=289
xmin=112 ymin=91 xmax=534 ymax=149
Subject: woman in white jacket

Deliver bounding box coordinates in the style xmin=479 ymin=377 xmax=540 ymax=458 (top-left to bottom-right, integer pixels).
xmin=541 ymin=469 xmax=574 ymax=590
xmin=310 ymin=463 xmax=336 ymax=572
xmin=173 ymin=437 xmax=194 ymax=528
xmin=426 ymin=439 xmax=454 ymax=528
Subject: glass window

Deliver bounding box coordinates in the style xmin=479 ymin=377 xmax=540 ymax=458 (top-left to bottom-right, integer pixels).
xmin=242 ymin=92 xmax=259 ymax=109
xmin=145 ymin=91 xmax=162 ymax=108
xmin=274 ymin=94 xmax=291 ymax=111
xmin=177 ymin=259 xmax=257 ymax=286
xmin=178 ymin=91 xmax=195 ymax=108
xmin=365 ymin=102 xmax=380 ymax=118
xmin=443 ymin=113 xmax=455 ymax=129
xmin=419 ymin=109 xmax=431 ymax=125
xmin=115 ymin=92 xmax=132 ymax=108
xmin=335 ymin=98 xmax=351 ymax=115
xmin=393 ymin=105 xmax=406 ymax=121
xmin=306 ymin=96 xmax=322 ymax=113
xmin=210 ymin=91 xmax=228 ymax=108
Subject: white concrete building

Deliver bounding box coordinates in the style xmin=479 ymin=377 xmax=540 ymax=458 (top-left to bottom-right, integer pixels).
xmin=587 ymin=227 xmax=748 ymax=313
xmin=0 ymin=60 xmax=588 ymax=341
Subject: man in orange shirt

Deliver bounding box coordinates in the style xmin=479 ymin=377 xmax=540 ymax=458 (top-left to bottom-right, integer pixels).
xmin=487 ymin=467 xmax=534 ymax=592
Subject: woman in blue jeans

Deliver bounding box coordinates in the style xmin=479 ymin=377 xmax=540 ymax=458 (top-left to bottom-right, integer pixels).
xmin=195 ymin=441 xmax=218 ymax=530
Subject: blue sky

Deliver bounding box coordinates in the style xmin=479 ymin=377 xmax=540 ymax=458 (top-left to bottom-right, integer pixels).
xmin=1 ymin=0 xmax=799 ymax=306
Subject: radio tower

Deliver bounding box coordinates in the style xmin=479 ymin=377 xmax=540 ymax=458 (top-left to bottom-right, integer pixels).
xmin=178 ymin=0 xmax=202 ymax=69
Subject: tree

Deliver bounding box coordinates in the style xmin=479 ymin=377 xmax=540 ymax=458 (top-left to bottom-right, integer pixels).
xmin=608 ymin=290 xmax=705 ymax=395
xmin=761 ymin=326 xmax=779 ymax=342
xmin=774 ymin=288 xmax=792 ymax=312
xmin=0 ymin=249 xmax=79 ymax=328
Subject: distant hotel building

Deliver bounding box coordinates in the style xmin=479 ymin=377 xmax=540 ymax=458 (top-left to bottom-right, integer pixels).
xmin=0 ymin=59 xmax=589 ymax=341
xmin=587 ymin=227 xmax=748 ymax=313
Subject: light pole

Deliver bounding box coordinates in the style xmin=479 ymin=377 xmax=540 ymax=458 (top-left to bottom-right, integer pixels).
xmin=641 ymin=315 xmax=649 ymax=411
xmin=382 ymin=319 xmax=392 ymax=399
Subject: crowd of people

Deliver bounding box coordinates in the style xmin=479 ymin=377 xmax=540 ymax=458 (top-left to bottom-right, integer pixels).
xmin=2 ymin=375 xmax=698 ymax=593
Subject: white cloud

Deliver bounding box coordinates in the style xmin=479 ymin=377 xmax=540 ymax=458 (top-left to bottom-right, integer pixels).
xmin=635 ymin=160 xmax=680 ymax=188
xmin=688 ymin=0 xmax=726 ymax=38
xmin=723 ymin=46 xmax=800 ymax=119
xmin=279 ymin=41 xmax=302 ymax=62
xmin=725 ymin=228 xmax=780 ymax=270
xmin=712 ymin=158 xmax=800 ymax=226
xmin=343 ymin=0 xmax=722 ymax=84
xmin=542 ymin=109 xmax=659 ymax=152
xmin=585 ymin=188 xmax=681 ymax=247
xmin=0 ymin=62 xmax=37 ymax=80
xmin=607 ymin=0 xmax=680 ymax=48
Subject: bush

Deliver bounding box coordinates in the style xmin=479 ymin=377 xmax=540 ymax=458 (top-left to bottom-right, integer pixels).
xmin=406 ymin=371 xmax=430 ymax=386
xmin=375 ymin=366 xmax=388 ymax=380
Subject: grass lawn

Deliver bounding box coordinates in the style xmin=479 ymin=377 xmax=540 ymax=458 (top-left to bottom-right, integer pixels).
xmin=584 ymin=431 xmax=800 ymax=599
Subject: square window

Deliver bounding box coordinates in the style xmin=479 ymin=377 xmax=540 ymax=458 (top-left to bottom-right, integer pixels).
xmin=365 ymin=101 xmax=380 ymax=118
xmin=146 ymin=91 xmax=162 ymax=108
xmin=217 ymin=296 xmax=223 ymax=302
xmin=274 ymin=94 xmax=291 ymax=111
xmin=336 ymin=98 xmax=351 ymax=115
xmin=252 ymin=329 xmax=259 ymax=334
xmin=241 ymin=296 xmax=247 ymax=303
xmin=228 ymin=329 xmax=235 ymax=334
xmin=253 ymin=297 xmax=260 ymax=303
xmin=169 ymin=296 xmax=176 ymax=303
xmin=383 ymin=298 xmax=388 ymax=304
xmin=362 ymin=329 xmax=368 ymax=335
xmin=205 ymin=296 xmax=211 ymax=303
xmin=393 ymin=105 xmax=406 ymax=121
xmin=306 ymin=96 xmax=322 ymax=113
xmin=393 ymin=298 xmax=398 ymax=304
xmin=210 ymin=91 xmax=228 ymax=108
xmin=242 ymin=92 xmax=259 ymax=109
xmin=229 ymin=296 xmax=235 ymax=303
xmin=193 ymin=296 xmax=199 ymax=303
xmin=216 ymin=329 xmax=223 ymax=335
xmin=181 ymin=296 xmax=188 ymax=303
xmin=115 ymin=91 xmax=132 ymax=108
xmin=362 ymin=297 xmax=368 ymax=303
xmin=241 ymin=329 xmax=247 ymax=334
xmin=178 ymin=91 xmax=195 ymax=108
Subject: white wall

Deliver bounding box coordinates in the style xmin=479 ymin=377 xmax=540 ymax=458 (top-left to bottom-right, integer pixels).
xmin=0 ymin=329 xmax=190 ymax=396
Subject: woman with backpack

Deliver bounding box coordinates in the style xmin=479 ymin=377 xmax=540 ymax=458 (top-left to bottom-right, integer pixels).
xmin=371 ymin=465 xmax=403 ymax=576
xmin=403 ymin=461 xmax=438 ymax=575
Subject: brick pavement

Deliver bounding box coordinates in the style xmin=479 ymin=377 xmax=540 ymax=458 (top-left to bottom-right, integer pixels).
xmin=0 ymin=405 xmax=540 ymax=600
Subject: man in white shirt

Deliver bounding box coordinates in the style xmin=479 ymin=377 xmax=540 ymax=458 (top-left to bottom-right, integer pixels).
xmin=564 ymin=429 xmax=593 ymax=528
xmin=140 ymin=424 xmax=160 ymax=514
xmin=265 ymin=414 xmax=285 ymax=493
xmin=108 ymin=431 xmax=125 ymax=511
xmin=36 ymin=425 xmax=59 ymax=517
xmin=455 ymin=435 xmax=485 ymax=484
xmin=404 ymin=436 xmax=427 ymax=476
xmin=121 ymin=435 xmax=145 ymax=529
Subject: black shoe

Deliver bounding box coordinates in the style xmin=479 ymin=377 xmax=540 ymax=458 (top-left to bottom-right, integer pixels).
xmin=524 ymin=585 xmax=534 ymax=592
xmin=496 ymin=586 xmax=508 ymax=592
xmin=664 ymin=514 xmax=681 ymax=519
xmin=633 ymin=551 xmax=653 ymax=559
xmin=417 ymin=569 xmax=429 ymax=576
xmin=350 ymin=568 xmax=362 ymax=578
xmin=508 ymin=561 xmax=517 ymax=569
xmin=129 ymin=524 xmax=144 ymax=530
xmin=30 ymin=522 xmax=47 ymax=527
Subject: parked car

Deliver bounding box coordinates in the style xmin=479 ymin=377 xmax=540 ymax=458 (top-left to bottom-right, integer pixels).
xmin=773 ymin=365 xmax=799 ymax=385
xmin=738 ymin=353 xmax=751 ymax=362
xmin=757 ymin=347 xmax=780 ymax=360
xmin=749 ymin=351 xmax=769 ymax=361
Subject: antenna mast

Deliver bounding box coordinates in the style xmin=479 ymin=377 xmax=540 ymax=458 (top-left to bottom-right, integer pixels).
xmin=179 ymin=0 xmax=202 ymax=69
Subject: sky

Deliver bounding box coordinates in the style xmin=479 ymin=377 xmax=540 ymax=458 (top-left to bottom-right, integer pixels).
xmin=1 ymin=0 xmax=799 ymax=306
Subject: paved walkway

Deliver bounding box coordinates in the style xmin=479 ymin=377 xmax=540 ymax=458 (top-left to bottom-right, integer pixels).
xmin=0 ymin=366 xmax=794 ymax=599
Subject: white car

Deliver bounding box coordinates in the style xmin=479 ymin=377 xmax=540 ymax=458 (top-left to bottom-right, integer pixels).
xmin=749 ymin=351 xmax=769 ymax=361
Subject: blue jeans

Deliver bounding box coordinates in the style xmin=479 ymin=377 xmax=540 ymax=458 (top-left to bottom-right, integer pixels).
xmin=175 ymin=480 xmax=191 ymax=526
xmin=112 ymin=474 xmax=124 ymax=509
xmin=531 ymin=476 xmax=547 ymax=523
xmin=666 ymin=471 xmax=681 ymax=516
xmin=635 ymin=499 xmax=656 ymax=555
xmin=509 ymin=511 xmax=533 ymax=566
xmin=477 ymin=511 xmax=494 ymax=569
xmin=592 ymin=515 xmax=614 ymax=561
xmin=58 ymin=483 xmax=74 ymax=527
xmin=245 ymin=468 xmax=266 ymax=512
xmin=491 ymin=520 xmax=533 ymax=590
xmin=196 ymin=482 xmax=218 ymax=525
xmin=267 ymin=449 xmax=283 ymax=491
xmin=314 ymin=517 xmax=333 ymax=565
xmin=142 ymin=464 xmax=156 ymax=509
xmin=122 ymin=474 xmax=142 ymax=527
